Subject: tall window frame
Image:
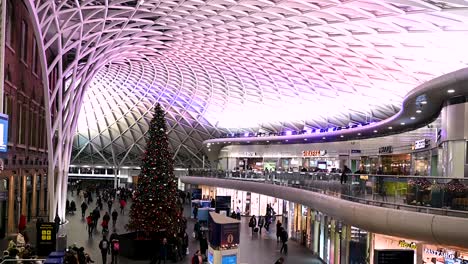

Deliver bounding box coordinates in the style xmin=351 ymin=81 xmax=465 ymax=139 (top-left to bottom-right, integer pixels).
xmin=20 ymin=20 xmax=28 ymax=63
xmin=5 ymin=0 xmax=13 ymax=47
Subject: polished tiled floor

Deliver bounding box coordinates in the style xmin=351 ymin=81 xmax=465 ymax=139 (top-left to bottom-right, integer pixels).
xmin=61 ymin=193 xmax=323 ymax=264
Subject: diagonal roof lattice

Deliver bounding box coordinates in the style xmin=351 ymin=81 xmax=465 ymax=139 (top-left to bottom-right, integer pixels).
xmin=27 ymin=0 xmax=468 ymax=168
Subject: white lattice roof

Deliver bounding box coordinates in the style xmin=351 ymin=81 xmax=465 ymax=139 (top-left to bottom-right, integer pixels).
xmin=32 ymin=0 xmax=468 ymax=166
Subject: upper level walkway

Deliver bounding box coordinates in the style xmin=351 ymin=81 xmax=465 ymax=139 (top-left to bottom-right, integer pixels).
xmin=181 ymin=170 xmax=468 ymax=249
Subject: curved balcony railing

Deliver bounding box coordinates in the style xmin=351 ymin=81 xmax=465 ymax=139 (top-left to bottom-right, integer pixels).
xmin=186 ymin=169 xmax=468 ymax=218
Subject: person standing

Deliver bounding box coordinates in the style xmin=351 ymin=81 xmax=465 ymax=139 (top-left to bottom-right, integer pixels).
xmin=158 ymin=238 xmax=169 ymax=264
xmin=110 ymin=232 xmax=119 ymax=264
xmin=54 ymin=215 xmax=61 ymax=231
xmin=248 ymin=215 xmax=257 ymax=234
xmin=193 ymin=204 xmax=199 ymax=219
xmin=98 ymin=235 xmax=110 ymax=264
xmin=341 ymin=165 xmax=351 ymax=184
xmin=276 ymin=221 xmax=282 ymax=243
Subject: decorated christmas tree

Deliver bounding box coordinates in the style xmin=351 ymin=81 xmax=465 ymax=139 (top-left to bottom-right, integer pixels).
xmin=127 ymin=104 xmax=182 ymax=235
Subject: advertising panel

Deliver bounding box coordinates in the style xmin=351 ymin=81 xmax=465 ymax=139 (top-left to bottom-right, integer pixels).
xmin=0 ymin=114 xmax=8 ymax=152
xmin=36 ymin=222 xmax=56 ymax=256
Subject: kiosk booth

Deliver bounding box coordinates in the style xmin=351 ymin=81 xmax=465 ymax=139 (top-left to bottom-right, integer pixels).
xmin=207 ymin=212 xmax=240 ymax=264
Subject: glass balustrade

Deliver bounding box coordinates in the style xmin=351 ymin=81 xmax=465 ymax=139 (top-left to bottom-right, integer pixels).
xmin=186 ymin=169 xmax=468 ymax=217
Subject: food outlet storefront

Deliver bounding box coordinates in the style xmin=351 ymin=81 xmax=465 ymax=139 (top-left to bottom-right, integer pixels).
xmin=216 ymin=138 xmax=437 ymax=175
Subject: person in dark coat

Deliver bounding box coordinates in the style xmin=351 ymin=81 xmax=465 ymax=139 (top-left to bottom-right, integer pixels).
xmin=248 ymin=215 xmax=257 ymax=234
xmin=81 ymin=201 xmax=88 ymax=218
xmin=199 ymin=233 xmax=208 ymax=259
xmin=341 ymin=165 xmax=351 ymax=184
xmin=257 ymin=216 xmax=265 ymax=234
xmin=276 ymin=220 xmax=282 ymax=242
xmin=280 ymin=228 xmax=288 ymax=255
xmin=98 ymin=235 xmax=110 ymax=264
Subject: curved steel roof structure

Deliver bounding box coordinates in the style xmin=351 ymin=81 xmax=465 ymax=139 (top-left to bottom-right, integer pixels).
xmin=27 ymin=0 xmax=468 ymax=170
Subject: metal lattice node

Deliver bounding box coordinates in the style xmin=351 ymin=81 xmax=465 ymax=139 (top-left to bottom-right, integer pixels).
xmin=24 ymin=0 xmax=468 ymax=220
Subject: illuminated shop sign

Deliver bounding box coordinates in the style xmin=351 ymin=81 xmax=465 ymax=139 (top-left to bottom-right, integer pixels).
xmin=398 ymin=240 xmax=417 ymax=250
xmin=424 ymin=248 xmax=455 ymax=259
xmin=379 ymin=146 xmax=393 ymax=154
xmin=239 ymin=152 xmax=256 ymax=157
xmin=413 ymin=139 xmax=429 ymax=150
xmin=302 ymin=150 xmax=327 ymax=157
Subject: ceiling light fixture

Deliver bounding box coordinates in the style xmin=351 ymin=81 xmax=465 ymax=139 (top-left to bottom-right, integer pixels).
xmin=400 ymin=122 xmax=405 ymax=125
xmin=285 ymin=140 xmax=288 ymax=142
xmin=448 ymin=89 xmax=455 ymax=93
xmin=410 ymin=117 xmax=416 ymax=120
xmin=357 ymin=133 xmax=361 ymax=136
xmin=340 ymin=135 xmax=344 ymax=138
xmin=373 ymin=130 xmax=378 ymax=133
xmin=322 ymin=137 xmax=326 ymax=140
xmin=388 ymin=126 xmax=392 ymax=129
xmin=266 ymin=140 xmax=269 ymax=143
xmin=304 ymin=138 xmax=307 ymax=141
xmin=416 ymin=110 xmax=422 ymax=113
xmin=421 ymin=101 xmax=427 ymax=105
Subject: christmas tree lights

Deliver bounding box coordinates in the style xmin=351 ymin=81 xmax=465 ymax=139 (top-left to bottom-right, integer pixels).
xmin=127 ymin=104 xmax=182 ymax=236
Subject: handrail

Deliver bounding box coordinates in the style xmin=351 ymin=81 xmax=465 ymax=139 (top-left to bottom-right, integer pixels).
xmin=186 ymin=170 xmax=468 ymax=218
xmin=0 ymin=259 xmax=46 ymax=264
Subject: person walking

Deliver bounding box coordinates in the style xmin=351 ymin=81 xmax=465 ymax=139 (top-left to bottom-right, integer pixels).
xmin=107 ymin=199 xmax=113 ymax=213
xmin=199 ymin=233 xmax=208 ymax=260
xmin=92 ymin=207 xmax=101 ymax=231
xmin=248 ymin=215 xmax=257 ymax=234
xmin=111 ymin=209 xmax=118 ymax=227
xmin=276 ymin=220 xmax=282 ymax=243
xmin=257 ymin=216 xmax=265 ymax=234
xmin=119 ymin=199 xmax=126 ymax=215
xmin=98 ymin=235 xmax=110 ymax=264
xmin=280 ymin=228 xmax=288 ymax=255
xmin=86 ymin=213 xmax=94 ymax=237
xmin=110 ymin=232 xmax=119 ymax=264
xmin=103 ymin=212 xmax=111 ymax=226
xmin=158 ymin=238 xmax=169 ymax=264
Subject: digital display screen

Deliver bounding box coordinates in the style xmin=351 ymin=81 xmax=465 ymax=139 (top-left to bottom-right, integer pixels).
xmin=0 ymin=114 xmax=8 ymax=152
xmin=222 ymin=254 xmax=237 ymax=264
xmin=208 ymin=252 xmax=213 ymax=264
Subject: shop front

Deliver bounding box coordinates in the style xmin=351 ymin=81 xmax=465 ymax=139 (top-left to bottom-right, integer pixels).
xmin=373 ymin=234 xmax=418 ymax=264
xmin=213 ymin=187 xmax=283 ymax=217
xmin=422 ymin=245 xmax=468 ymax=264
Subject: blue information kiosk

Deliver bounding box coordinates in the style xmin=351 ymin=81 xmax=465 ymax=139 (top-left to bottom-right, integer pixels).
xmin=207 ymin=212 xmax=240 ymax=264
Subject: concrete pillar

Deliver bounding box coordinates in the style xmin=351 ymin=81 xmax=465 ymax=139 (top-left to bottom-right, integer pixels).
xmin=340 ymin=225 xmax=350 ymax=264
xmin=439 ymin=101 xmax=468 ymax=177
xmin=7 ymin=174 xmax=14 ymax=234
xmin=31 ymin=172 xmax=37 ymax=217
xmin=39 ymin=174 xmax=45 ymax=216
xmin=21 ymin=174 xmax=27 ymax=216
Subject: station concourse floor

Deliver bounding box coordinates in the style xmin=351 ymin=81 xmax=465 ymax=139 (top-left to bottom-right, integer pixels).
xmin=62 ymin=193 xmax=324 ymax=264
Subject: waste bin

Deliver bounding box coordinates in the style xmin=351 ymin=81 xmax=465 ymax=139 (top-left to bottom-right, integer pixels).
xmin=56 ymin=234 xmax=67 ymax=252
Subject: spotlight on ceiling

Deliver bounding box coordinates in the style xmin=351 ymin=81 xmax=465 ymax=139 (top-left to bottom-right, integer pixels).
xmin=388 ymin=127 xmax=392 ymax=129
xmin=447 ymin=89 xmax=455 ymax=93
xmin=421 ymin=101 xmax=427 ymax=105
xmin=340 ymin=135 xmax=344 ymax=138
xmin=416 ymin=110 xmax=422 ymax=113
xmin=357 ymin=133 xmax=361 ymax=136
xmin=410 ymin=117 xmax=416 ymax=120
xmin=400 ymin=122 xmax=405 ymax=125
xmin=322 ymin=137 xmax=326 ymax=139
xmin=373 ymin=130 xmax=378 ymax=133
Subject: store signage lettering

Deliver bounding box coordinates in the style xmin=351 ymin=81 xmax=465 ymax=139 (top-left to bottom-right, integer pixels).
xmin=424 ymin=248 xmax=455 ymax=259
xmin=302 ymin=150 xmax=327 ymax=157
xmin=414 ymin=139 xmax=428 ymax=150
xmin=398 ymin=240 xmax=417 ymax=250
xmin=351 ymin=149 xmax=361 ymax=154
xmin=379 ymin=146 xmax=393 ymax=154
xmin=239 ymin=152 xmax=256 ymax=157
